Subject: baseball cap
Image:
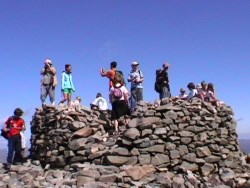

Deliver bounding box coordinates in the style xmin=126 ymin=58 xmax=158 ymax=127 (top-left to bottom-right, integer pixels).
xmin=131 ymin=61 xmax=139 ymax=66
xmin=180 ymin=88 xmax=185 ymax=92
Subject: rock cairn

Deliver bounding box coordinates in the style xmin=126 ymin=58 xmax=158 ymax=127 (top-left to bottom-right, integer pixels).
xmin=2 ymin=98 xmax=249 ymax=187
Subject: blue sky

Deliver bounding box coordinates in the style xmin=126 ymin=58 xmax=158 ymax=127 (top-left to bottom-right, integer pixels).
xmin=0 ymin=0 xmax=250 ymax=144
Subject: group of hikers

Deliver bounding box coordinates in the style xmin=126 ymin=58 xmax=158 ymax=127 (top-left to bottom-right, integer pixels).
xmin=1 ymin=58 xmax=221 ymax=169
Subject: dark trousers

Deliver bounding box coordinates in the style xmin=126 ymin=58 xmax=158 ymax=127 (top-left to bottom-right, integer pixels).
xmin=7 ymin=134 xmax=22 ymax=164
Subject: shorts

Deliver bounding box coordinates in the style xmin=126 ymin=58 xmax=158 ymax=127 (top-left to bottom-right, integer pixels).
xmin=63 ymin=88 xmax=73 ymax=94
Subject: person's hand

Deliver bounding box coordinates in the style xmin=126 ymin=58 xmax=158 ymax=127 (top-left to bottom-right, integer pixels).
xmin=4 ymin=127 xmax=10 ymax=132
xmin=13 ymin=123 xmax=17 ymax=128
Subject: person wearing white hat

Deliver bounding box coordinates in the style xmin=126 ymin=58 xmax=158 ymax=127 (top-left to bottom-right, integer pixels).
xmin=40 ymin=58 xmax=57 ymax=106
xmin=127 ymin=61 xmax=144 ymax=111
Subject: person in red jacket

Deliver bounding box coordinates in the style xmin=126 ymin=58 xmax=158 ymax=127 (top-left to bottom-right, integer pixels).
xmin=3 ymin=108 xmax=25 ymax=169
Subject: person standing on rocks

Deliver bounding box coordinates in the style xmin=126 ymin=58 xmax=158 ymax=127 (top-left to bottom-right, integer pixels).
xmin=3 ymin=108 xmax=25 ymax=169
xmin=100 ymin=61 xmax=118 ymax=90
xmin=40 ymin=58 xmax=57 ymax=106
xmin=127 ymin=61 xmax=144 ymax=111
xmin=156 ymin=63 xmax=171 ymax=99
xmin=109 ymin=73 xmax=130 ymax=134
xmin=59 ymin=64 xmax=75 ymax=107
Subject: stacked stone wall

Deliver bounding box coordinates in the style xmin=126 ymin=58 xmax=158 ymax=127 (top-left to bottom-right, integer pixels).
xmin=28 ymin=98 xmax=250 ymax=187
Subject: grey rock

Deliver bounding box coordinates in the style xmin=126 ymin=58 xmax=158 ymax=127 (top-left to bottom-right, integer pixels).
xmin=151 ymin=154 xmax=170 ymax=166
xmin=124 ymin=128 xmax=140 ymax=140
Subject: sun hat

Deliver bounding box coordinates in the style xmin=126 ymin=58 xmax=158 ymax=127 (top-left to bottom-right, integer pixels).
xmin=44 ymin=59 xmax=52 ymax=65
xmin=131 ymin=61 xmax=139 ymax=66
xmin=163 ymin=63 xmax=170 ymax=68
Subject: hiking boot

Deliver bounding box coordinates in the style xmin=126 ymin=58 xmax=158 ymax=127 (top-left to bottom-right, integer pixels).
xmin=5 ymin=163 xmax=11 ymax=170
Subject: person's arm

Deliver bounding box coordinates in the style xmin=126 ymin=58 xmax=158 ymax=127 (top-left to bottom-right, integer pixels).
xmin=100 ymin=68 xmax=108 ymax=77
xmin=3 ymin=118 xmax=11 ymax=132
xmin=49 ymin=66 xmax=56 ymax=76
xmin=136 ymin=70 xmax=144 ymax=83
xmin=123 ymin=87 xmax=129 ymax=104
xmin=109 ymin=89 xmax=113 ymax=103
xmin=70 ymin=74 xmax=75 ymax=91
xmin=127 ymin=72 xmax=133 ymax=82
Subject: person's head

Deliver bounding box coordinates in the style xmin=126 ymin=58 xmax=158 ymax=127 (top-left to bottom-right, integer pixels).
xmin=131 ymin=61 xmax=139 ymax=70
xmin=201 ymin=81 xmax=207 ymax=90
xmin=96 ymin=93 xmax=102 ymax=98
xmin=162 ymin=63 xmax=170 ymax=70
xmin=113 ymin=72 xmax=124 ymax=85
xmin=187 ymin=82 xmax=195 ymax=90
xmin=110 ymin=61 xmax=117 ymax=69
xmin=207 ymin=83 xmax=214 ymax=92
xmin=196 ymin=84 xmax=202 ymax=90
xmin=13 ymin=108 xmax=23 ymax=117
xmin=44 ymin=59 xmax=52 ymax=68
xmin=180 ymin=88 xmax=186 ymax=93
xmin=65 ymin=64 xmax=72 ymax=73
xmin=76 ymin=96 xmax=81 ymax=102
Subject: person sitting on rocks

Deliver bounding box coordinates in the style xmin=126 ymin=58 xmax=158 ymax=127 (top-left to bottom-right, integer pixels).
xmin=197 ymin=81 xmax=207 ymax=100
xmin=109 ymin=73 xmax=130 ymax=134
xmin=177 ymin=88 xmax=188 ymax=100
xmin=187 ymin=82 xmax=198 ymax=101
xmin=71 ymin=96 xmax=82 ymax=111
xmin=91 ymin=93 xmax=108 ymax=111
xmin=205 ymin=83 xmax=220 ymax=107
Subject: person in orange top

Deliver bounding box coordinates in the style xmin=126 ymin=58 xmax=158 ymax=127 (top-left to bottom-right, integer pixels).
xmin=3 ymin=108 xmax=25 ymax=168
xmin=100 ymin=61 xmax=117 ymax=90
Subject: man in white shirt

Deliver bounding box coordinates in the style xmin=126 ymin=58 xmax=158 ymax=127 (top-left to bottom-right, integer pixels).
xmin=91 ymin=93 xmax=108 ymax=111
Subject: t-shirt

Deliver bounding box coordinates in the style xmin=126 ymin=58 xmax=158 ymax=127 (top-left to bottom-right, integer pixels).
xmin=178 ymin=93 xmax=188 ymax=99
xmin=92 ymin=97 xmax=108 ymax=110
xmin=187 ymin=89 xmax=198 ymax=100
xmin=106 ymin=70 xmax=116 ymax=88
xmin=5 ymin=117 xmax=25 ymax=136
xmin=128 ymin=70 xmax=143 ymax=89
xmin=110 ymin=85 xmax=129 ymax=101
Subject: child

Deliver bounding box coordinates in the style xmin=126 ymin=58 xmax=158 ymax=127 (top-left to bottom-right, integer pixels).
xmin=178 ymin=88 xmax=188 ymax=99
xmin=59 ymin=64 xmax=75 ymax=107
xmin=205 ymin=83 xmax=220 ymax=107
xmin=187 ymin=82 xmax=198 ymax=101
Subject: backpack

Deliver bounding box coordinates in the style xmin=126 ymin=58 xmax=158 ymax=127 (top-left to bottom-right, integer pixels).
xmin=0 ymin=116 xmax=12 ymax=140
xmin=154 ymin=82 xmax=162 ymax=93
xmin=113 ymin=86 xmax=123 ymax=99
xmin=113 ymin=70 xmax=125 ymax=85
xmin=154 ymin=70 xmax=162 ymax=93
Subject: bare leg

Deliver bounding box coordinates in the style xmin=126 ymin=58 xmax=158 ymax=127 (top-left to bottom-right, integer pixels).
xmin=59 ymin=93 xmax=68 ymax=104
xmin=114 ymin=120 xmax=119 ymax=132
xmin=68 ymin=94 xmax=72 ymax=107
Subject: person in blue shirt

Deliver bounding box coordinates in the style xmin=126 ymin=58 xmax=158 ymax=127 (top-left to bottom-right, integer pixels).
xmin=127 ymin=61 xmax=144 ymax=111
xmin=59 ymin=64 xmax=75 ymax=107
